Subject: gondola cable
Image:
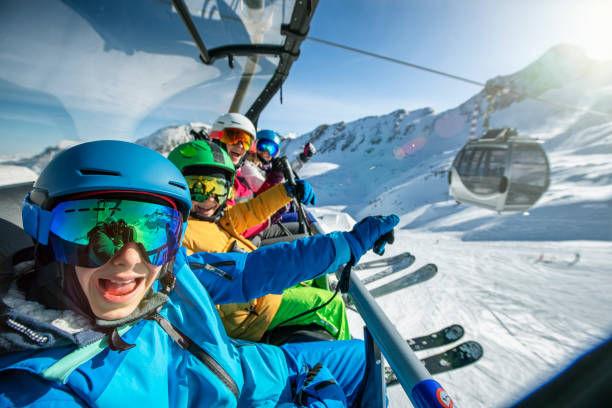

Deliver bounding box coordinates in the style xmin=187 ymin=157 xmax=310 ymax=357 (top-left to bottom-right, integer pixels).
xmin=306 ymin=36 xmax=612 ymax=119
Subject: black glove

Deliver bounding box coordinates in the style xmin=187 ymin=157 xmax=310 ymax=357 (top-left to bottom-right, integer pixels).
xmin=271 ymin=156 xmax=285 ymax=172
xmin=303 ymin=142 xmax=316 ymax=158
xmin=299 ymin=143 xmax=316 ymax=162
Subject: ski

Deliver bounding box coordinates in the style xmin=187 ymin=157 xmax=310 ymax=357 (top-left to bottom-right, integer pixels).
xmin=360 ymin=254 xmax=416 ymax=285
xmin=353 ymin=251 xmax=415 ymax=271
xmin=385 ymin=341 xmax=484 ymax=386
xmin=369 ymin=263 xmax=438 ymax=298
xmin=408 ymin=324 xmax=465 ymax=351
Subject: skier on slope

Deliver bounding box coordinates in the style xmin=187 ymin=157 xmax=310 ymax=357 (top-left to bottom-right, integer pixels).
xmin=0 ymin=140 xmax=399 ymax=407
xmin=168 ymin=140 xmax=350 ymax=342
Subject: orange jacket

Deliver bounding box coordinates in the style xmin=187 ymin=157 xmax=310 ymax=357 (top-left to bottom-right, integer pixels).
xmin=183 ymin=183 xmax=292 ymax=341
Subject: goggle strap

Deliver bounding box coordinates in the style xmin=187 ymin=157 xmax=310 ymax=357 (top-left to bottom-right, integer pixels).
xmin=22 ymin=197 xmax=54 ymax=245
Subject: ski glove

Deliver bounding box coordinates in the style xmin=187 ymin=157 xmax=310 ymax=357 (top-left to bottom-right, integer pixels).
xmin=299 ymin=143 xmax=316 ymax=162
xmin=285 ymin=179 xmax=317 ymax=206
xmin=343 ymin=215 xmax=399 ymax=264
xmin=267 ymin=156 xmax=288 ymax=184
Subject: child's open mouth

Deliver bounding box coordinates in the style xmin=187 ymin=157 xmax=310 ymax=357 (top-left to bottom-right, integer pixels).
xmin=194 ymin=202 xmax=218 ymax=216
xmin=96 ymin=277 xmax=144 ymax=301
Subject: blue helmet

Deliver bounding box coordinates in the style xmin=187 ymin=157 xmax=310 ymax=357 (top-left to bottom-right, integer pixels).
xmin=256 ymin=129 xmax=281 ymax=146
xmin=23 ymin=140 xmax=192 ymax=243
xmin=256 ymin=130 xmax=282 ymax=158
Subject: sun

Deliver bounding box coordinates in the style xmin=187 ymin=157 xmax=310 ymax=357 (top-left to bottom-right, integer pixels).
xmin=574 ymin=2 xmax=612 ymax=60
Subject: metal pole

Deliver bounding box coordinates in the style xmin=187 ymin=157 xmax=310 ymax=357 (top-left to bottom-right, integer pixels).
xmin=171 ymin=0 xmax=211 ymax=63
xmin=348 ymin=273 xmax=455 ymax=407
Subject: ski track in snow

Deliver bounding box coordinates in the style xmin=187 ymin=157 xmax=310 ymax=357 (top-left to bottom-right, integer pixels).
xmin=319 ymin=212 xmax=612 ymax=408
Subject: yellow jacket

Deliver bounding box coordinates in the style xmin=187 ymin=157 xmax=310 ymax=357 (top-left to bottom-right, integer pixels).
xmin=183 ymin=183 xmax=293 ymax=341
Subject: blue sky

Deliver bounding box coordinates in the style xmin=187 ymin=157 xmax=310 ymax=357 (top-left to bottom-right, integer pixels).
xmin=1 ymin=0 xmax=610 ymax=157
xmin=259 ymin=0 xmax=612 ymax=135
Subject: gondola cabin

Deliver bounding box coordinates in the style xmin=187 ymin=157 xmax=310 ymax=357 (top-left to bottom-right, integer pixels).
xmin=449 ymin=128 xmax=550 ymax=213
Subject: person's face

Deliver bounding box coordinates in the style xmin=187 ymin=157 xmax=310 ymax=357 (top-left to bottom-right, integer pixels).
xmin=75 ymin=243 xmax=161 ymax=320
xmin=226 ymin=142 xmax=246 ymax=166
xmin=258 ymin=149 xmax=272 ymax=162
xmin=191 ymin=195 xmax=221 ymax=218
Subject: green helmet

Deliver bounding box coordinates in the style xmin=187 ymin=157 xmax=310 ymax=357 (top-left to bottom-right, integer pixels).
xmin=168 ymin=140 xmax=235 ymax=185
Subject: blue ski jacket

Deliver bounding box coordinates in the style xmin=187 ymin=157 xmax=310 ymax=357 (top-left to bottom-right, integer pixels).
xmin=0 ymin=232 xmax=369 ymax=407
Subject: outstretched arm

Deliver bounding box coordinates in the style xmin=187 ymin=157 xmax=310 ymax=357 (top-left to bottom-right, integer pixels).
xmin=227 ymin=184 xmax=292 ymax=233
xmin=185 ymin=231 xmax=350 ymax=304
xmin=183 ymin=214 xmax=399 ymax=305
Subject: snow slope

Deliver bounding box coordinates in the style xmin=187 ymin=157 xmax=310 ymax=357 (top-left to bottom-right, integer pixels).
xmin=314 ymin=212 xmax=611 ymax=407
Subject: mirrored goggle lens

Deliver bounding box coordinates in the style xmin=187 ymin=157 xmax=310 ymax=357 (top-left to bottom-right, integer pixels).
xmin=48 ymin=199 xmax=183 ymax=268
xmin=257 ymin=139 xmax=279 ymax=157
xmin=185 ymin=175 xmax=231 ymax=203
xmin=221 ymin=128 xmax=252 ymax=151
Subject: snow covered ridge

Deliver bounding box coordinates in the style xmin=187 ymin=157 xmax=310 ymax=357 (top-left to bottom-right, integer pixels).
xmin=0 ymin=139 xmax=81 ymax=178
xmin=135 ymin=122 xmax=210 ymax=156
xmin=0 ymin=124 xmax=210 ymax=186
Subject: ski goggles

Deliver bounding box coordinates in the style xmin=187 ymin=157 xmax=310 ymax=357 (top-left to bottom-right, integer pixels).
xmin=220 ymin=128 xmax=253 ymax=151
xmin=256 ymin=139 xmax=280 ymax=157
xmin=184 ymin=175 xmax=232 ymax=203
xmin=47 ymin=198 xmax=183 ymax=268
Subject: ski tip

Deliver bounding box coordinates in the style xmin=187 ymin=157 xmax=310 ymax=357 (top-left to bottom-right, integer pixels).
xmin=459 ymin=340 xmax=484 ymax=359
xmin=444 ymin=324 xmax=465 ymax=341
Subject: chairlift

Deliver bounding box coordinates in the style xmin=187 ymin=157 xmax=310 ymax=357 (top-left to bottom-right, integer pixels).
xmin=448 ymin=128 xmax=550 ymax=213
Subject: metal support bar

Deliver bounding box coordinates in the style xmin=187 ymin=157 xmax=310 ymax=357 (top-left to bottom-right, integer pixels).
xmin=171 ymin=0 xmax=210 ymax=63
xmin=208 ymin=44 xmax=292 ymax=62
xmin=246 ymin=0 xmax=319 ymax=122
xmin=363 ymin=327 xmax=386 ymax=407
xmin=310 ymin=223 xmax=453 ymax=407
xmin=347 ymin=272 xmax=432 ymax=394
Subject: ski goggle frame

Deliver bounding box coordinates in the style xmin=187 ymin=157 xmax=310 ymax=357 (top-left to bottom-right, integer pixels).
xmin=41 ymin=197 xmax=183 ymax=268
xmin=220 ymin=128 xmax=253 ymax=151
xmin=256 ymin=139 xmax=280 ymax=157
xmin=184 ymin=175 xmax=232 ymax=204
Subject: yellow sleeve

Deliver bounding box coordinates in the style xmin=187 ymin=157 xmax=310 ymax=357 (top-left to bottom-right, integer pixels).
xmin=228 ymin=183 xmax=292 ymax=234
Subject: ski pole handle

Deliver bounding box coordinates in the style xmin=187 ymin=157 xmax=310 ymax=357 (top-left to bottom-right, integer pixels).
xmin=280 ymin=156 xmax=296 ymax=186
xmin=280 ymin=157 xmax=311 ymax=236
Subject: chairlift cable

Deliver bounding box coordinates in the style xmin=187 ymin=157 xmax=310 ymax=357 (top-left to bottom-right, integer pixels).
xmin=307 ymin=36 xmax=485 ymax=87
xmin=306 ymin=36 xmax=612 ymax=119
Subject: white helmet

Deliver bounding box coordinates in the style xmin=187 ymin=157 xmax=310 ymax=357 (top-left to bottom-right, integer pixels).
xmin=212 ymin=113 xmax=256 ymax=139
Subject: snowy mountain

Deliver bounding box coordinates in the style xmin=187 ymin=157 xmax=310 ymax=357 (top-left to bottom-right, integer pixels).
xmin=281 ymin=45 xmax=612 ymax=242
xmin=0 ymin=124 xmax=210 ymax=185
xmin=0 ymin=139 xmax=81 ymax=182
xmin=135 ymin=122 xmax=210 ymax=156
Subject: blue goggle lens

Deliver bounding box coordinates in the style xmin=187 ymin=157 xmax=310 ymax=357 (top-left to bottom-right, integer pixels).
xmin=48 ymin=198 xmax=183 ymax=267
xmin=256 ymin=139 xmax=279 ymax=157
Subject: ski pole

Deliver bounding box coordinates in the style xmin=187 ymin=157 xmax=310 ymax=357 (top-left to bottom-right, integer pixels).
xmin=280 ymin=156 xmax=313 ymax=236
